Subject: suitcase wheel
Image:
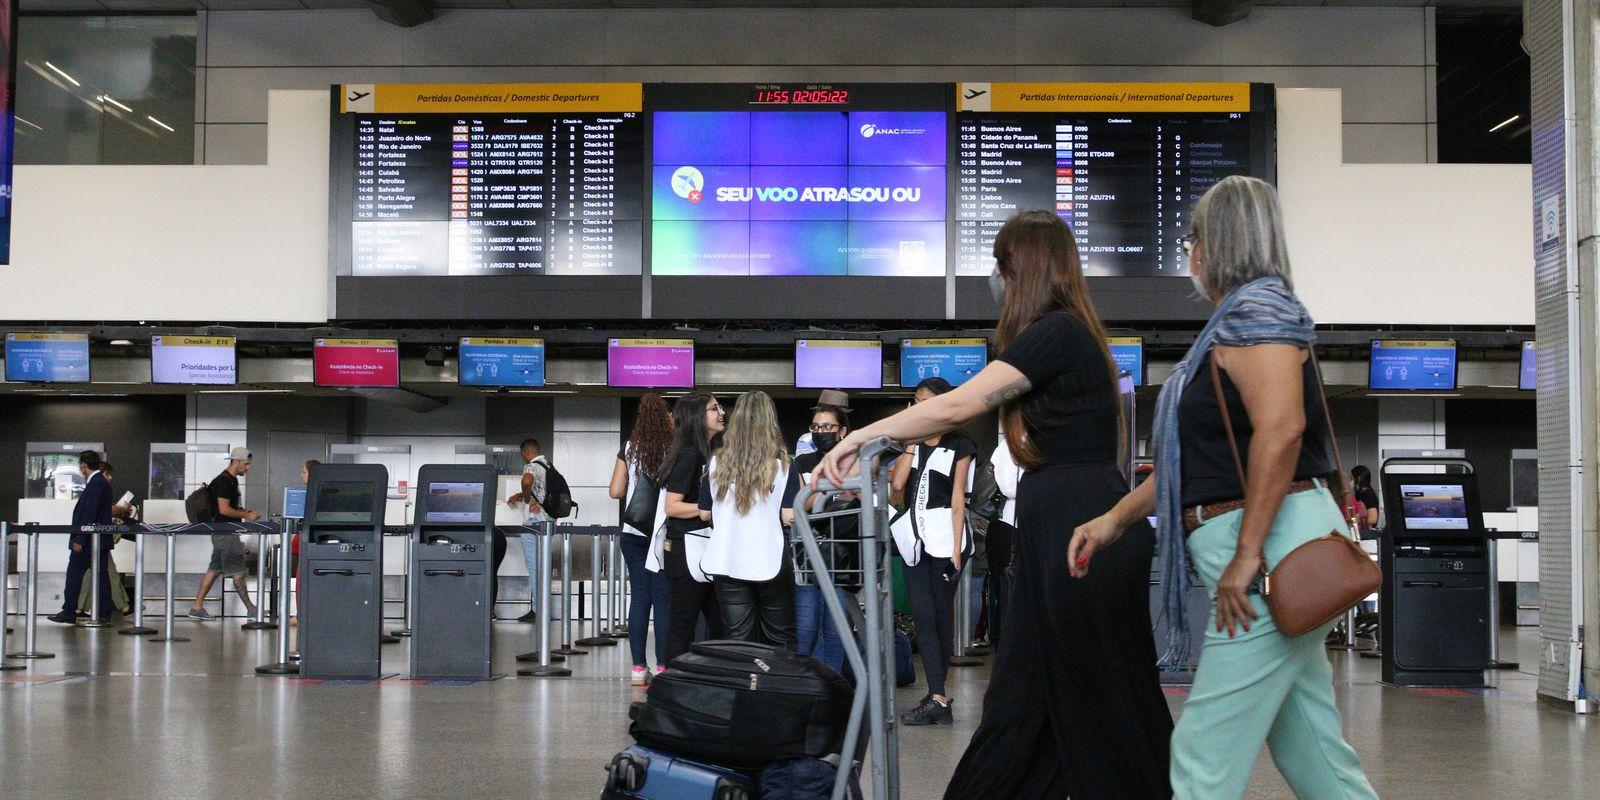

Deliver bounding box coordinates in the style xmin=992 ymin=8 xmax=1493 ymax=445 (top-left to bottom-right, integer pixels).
xmin=606 ymin=751 xmax=648 ymax=793
xmin=713 ymin=780 xmax=750 ymax=800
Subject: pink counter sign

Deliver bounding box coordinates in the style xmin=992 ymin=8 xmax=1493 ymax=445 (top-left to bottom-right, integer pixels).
xmin=608 ymin=338 xmax=695 ymax=388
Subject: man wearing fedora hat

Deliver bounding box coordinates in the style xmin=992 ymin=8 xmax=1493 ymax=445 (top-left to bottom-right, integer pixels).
xmin=796 ymin=390 xmax=854 ymax=457
xmin=188 ymin=447 xmax=262 ymax=621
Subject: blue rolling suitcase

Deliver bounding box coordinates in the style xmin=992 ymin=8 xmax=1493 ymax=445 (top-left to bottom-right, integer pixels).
xmin=603 ymin=745 xmax=755 ymax=800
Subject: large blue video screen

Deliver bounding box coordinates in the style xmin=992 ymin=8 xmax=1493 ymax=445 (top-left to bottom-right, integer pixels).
xmin=5 ymin=332 xmax=89 ymax=383
xmin=652 ymin=110 xmax=947 ymax=276
xmin=1369 ymin=340 xmax=1457 ymax=391
xmin=458 ymin=337 xmax=545 ymax=387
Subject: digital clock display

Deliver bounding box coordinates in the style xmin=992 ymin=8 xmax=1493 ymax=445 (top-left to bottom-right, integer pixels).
xmin=748 ymin=89 xmax=850 ymax=105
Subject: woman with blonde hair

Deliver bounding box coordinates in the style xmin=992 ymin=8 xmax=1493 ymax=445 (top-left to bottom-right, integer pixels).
xmin=698 ymin=391 xmax=800 ymax=648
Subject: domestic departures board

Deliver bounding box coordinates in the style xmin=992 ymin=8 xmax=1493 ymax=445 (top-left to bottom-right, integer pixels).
xmin=333 ymin=83 xmax=644 ymax=276
xmin=953 ymin=82 xmax=1274 ymax=278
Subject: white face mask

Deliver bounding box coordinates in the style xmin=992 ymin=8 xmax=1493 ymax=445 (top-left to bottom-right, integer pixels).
xmin=1189 ymin=269 xmax=1209 ymax=300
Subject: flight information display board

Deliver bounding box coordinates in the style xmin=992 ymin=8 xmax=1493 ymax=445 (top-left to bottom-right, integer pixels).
xmin=151 ymin=335 xmax=237 ymax=386
xmin=900 ymin=338 xmax=986 ymax=387
xmin=4 ymin=332 xmax=89 ymax=383
xmin=333 ymin=83 xmax=644 ymax=277
xmin=1369 ymin=340 xmax=1457 ymax=391
xmin=608 ymin=338 xmax=695 ymax=388
xmin=795 ymin=339 xmax=883 ymax=389
xmin=314 ymin=338 xmax=400 ymax=388
xmin=458 ymin=337 xmax=545 ymax=387
xmin=953 ymin=82 xmax=1274 ymax=278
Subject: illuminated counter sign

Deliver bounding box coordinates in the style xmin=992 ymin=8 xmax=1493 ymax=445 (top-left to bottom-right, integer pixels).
xmin=951 ymin=82 xmax=1269 ymax=280
xmin=1519 ymin=340 xmax=1535 ymax=391
xmin=152 ymin=335 xmax=237 ymax=386
xmin=899 ymin=338 xmax=987 ymax=387
xmin=608 ymin=338 xmax=695 ymax=388
xmin=795 ymin=339 xmax=883 ymax=389
xmin=1106 ymin=337 xmax=1145 ymax=387
xmin=5 ymin=332 xmax=90 ymax=383
xmin=314 ymin=338 xmax=401 ymax=388
xmin=1368 ymin=340 xmax=1457 ymax=391
xmin=459 ymin=337 xmax=545 ymax=387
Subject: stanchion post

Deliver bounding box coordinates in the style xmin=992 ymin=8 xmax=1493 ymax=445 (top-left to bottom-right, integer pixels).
xmin=949 ymin=562 xmax=982 ymax=667
xmin=607 ymin=531 xmax=627 ymax=638
xmin=257 ymin=519 xmax=299 ymax=675
xmin=518 ymin=521 xmax=570 ymax=678
xmin=0 ymin=523 xmax=26 ymax=669
xmin=151 ymin=531 xmax=190 ymax=643
xmin=553 ymin=526 xmax=585 ymax=655
xmin=243 ymin=528 xmax=276 ymax=631
xmin=8 ymin=528 xmax=54 ymax=658
xmin=80 ymin=529 xmax=112 ymax=629
xmin=118 ymin=530 xmax=157 ymax=636
xmin=578 ymin=528 xmax=616 ymax=647
xmin=391 ymin=534 xmax=413 ymax=638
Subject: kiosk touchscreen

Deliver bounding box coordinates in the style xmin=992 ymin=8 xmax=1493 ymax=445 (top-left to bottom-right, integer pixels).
xmin=1379 ymin=469 xmax=1490 ymax=686
xmin=300 ymin=464 xmax=388 ymax=679
xmin=410 ymin=465 xmax=496 ymax=680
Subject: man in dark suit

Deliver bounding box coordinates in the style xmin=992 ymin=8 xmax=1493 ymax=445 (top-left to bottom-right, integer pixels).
xmin=48 ymin=451 xmax=116 ymax=624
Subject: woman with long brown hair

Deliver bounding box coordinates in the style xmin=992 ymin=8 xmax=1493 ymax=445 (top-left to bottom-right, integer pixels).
xmin=817 ymin=210 xmax=1171 ymax=798
xmin=610 ymin=393 xmax=676 ymax=684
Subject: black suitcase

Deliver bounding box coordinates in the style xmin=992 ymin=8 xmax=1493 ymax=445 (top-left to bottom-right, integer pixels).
xmin=631 ymin=640 xmax=853 ymax=770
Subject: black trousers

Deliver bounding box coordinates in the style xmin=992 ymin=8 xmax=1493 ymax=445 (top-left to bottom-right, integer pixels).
xmin=62 ymin=535 xmax=116 ymax=617
xmin=984 ymin=520 xmax=1016 ymax=646
xmin=903 ymin=554 xmax=960 ymax=698
xmin=713 ymin=558 xmax=797 ymax=650
xmin=490 ymin=532 xmax=508 ymax=610
xmin=663 ymin=537 xmax=724 ymax=663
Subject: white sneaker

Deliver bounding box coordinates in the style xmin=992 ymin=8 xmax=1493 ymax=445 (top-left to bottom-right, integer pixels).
xmin=630 ymin=666 xmax=649 ymax=686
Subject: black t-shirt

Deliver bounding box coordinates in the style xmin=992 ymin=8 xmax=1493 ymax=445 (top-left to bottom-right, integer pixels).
xmin=209 ymin=470 xmax=242 ymax=520
xmin=792 ymin=451 xmax=860 ymax=540
xmin=665 ymin=449 xmax=710 ymax=539
xmin=1178 ymin=351 xmax=1334 ymax=507
xmin=1355 ymin=486 xmax=1380 ymax=512
xmin=907 ymin=432 xmax=979 ymax=512
xmin=996 ymin=312 xmax=1120 ymax=466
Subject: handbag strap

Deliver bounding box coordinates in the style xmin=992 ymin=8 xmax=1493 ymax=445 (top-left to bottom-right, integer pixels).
xmin=1208 ymin=348 xmax=1358 ymax=532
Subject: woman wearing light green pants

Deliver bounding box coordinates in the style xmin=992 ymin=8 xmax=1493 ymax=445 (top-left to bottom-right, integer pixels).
xmin=1071 ymin=176 xmax=1377 ymax=799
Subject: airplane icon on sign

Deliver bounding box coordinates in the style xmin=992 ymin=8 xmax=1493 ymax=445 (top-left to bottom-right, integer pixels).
xmin=348 ymin=90 xmax=371 ymax=102
xmin=964 ymin=88 xmax=987 ymax=100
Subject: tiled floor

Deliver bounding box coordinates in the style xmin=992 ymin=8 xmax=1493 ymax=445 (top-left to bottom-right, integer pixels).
xmin=0 ymin=616 xmax=1591 ymax=799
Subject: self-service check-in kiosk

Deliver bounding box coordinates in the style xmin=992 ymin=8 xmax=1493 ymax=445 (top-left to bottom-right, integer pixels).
xmin=410 ymin=464 xmax=495 ymax=680
xmin=302 ymin=464 xmax=388 ymax=679
xmin=1380 ymin=461 xmax=1490 ymax=687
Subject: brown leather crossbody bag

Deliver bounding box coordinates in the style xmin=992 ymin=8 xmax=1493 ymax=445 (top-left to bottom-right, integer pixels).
xmin=1210 ymin=352 xmax=1382 ymax=637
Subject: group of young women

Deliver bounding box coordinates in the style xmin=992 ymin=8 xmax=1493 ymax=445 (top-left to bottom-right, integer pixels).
xmin=612 ymin=175 xmax=1379 ymax=798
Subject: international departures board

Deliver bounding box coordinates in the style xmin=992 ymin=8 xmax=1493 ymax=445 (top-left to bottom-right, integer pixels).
xmin=953 ymin=82 xmax=1274 ymax=278
xmin=334 ymin=83 xmax=644 ymax=277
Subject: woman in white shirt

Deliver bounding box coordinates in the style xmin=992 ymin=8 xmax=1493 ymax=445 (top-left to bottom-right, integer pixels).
xmin=698 ymin=391 xmax=801 ymax=648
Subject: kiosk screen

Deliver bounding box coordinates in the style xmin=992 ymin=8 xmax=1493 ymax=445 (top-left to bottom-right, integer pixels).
xmin=424 ymin=482 xmax=487 ymax=524
xmin=314 ymin=481 xmax=377 ymax=523
xmin=1398 ymin=484 xmax=1470 ymax=530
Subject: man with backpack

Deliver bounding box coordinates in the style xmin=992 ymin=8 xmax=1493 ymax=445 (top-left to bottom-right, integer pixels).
xmin=507 ymin=437 xmax=572 ymax=623
xmin=188 ymin=447 xmax=261 ymax=621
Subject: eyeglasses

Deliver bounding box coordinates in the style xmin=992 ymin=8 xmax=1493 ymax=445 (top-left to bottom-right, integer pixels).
xmin=808 ymin=423 xmax=841 ymax=433
xmin=1179 ymin=233 xmax=1198 ymax=255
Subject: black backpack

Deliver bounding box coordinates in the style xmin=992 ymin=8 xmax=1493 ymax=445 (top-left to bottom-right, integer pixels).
xmin=968 ymin=460 xmax=1005 ymax=522
xmin=539 ymin=460 xmax=575 ymax=520
xmin=185 ymin=485 xmax=214 ymax=524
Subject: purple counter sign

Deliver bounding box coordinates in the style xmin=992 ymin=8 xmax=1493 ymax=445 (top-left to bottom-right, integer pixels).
xmin=608 ymin=338 xmax=696 ymax=388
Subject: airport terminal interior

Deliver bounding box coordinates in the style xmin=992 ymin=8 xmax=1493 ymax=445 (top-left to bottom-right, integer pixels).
xmin=2 ymin=2 xmax=1598 ymax=799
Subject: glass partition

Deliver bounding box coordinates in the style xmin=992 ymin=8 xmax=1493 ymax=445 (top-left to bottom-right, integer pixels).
xmin=454 ymin=444 xmax=524 ymax=477
xmin=148 ymin=442 xmax=230 ymax=501
xmin=328 ymin=444 xmax=412 ymax=499
xmin=24 ymin=441 xmax=105 ymax=499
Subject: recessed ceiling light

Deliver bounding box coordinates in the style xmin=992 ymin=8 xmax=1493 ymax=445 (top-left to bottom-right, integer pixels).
xmin=109 ymin=339 xmax=133 ymax=346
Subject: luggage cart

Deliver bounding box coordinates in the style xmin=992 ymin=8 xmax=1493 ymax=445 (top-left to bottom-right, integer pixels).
xmin=792 ymin=436 xmax=904 ymax=800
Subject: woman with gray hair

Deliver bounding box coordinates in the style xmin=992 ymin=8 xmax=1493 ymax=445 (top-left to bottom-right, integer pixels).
xmin=1070 ymin=176 xmax=1377 ymax=799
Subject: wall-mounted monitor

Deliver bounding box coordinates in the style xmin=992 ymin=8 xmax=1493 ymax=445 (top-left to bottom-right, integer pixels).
xmin=899 ymin=338 xmax=986 ymax=387
xmin=1518 ymin=340 xmax=1535 ymax=391
xmin=795 ymin=339 xmax=883 ymax=390
xmin=458 ymin=337 xmax=545 ymax=387
xmin=4 ymin=332 xmax=90 ymax=383
xmin=951 ymin=82 xmax=1276 ymax=320
xmin=327 ymin=83 xmax=646 ymax=320
xmin=283 ymin=487 xmax=307 ymax=520
xmin=423 ymin=481 xmax=487 ymax=524
xmin=649 ymin=83 xmax=950 ymax=319
xmin=1107 ymin=336 xmax=1145 ymax=387
xmin=314 ymin=338 xmax=400 ymax=388
xmin=151 ymin=335 xmax=237 ymax=386
xmin=608 ymin=338 xmax=694 ymax=388
xmin=313 ymin=480 xmax=378 ymax=523
xmin=1368 ymin=339 xmax=1457 ymax=391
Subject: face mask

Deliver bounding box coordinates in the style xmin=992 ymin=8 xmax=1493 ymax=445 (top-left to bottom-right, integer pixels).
xmin=988 ymin=268 xmax=1005 ymax=307
xmin=812 ymin=432 xmax=840 ymax=453
xmin=1189 ymin=264 xmax=1209 ymax=300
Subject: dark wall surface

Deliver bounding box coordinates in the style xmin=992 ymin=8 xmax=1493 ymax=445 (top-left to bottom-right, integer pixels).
xmin=0 ymin=396 xmax=186 ymax=522
xmin=1445 ymin=399 xmax=1536 ymax=512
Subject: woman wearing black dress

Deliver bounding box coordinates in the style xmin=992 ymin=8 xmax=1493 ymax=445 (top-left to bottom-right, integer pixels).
xmin=817 ymin=210 xmax=1172 ymax=799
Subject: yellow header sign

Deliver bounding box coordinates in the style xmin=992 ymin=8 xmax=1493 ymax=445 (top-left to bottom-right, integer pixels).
xmin=1377 ymin=340 xmax=1455 ymax=349
xmin=154 ymin=335 xmax=234 ymax=348
xmin=958 ymin=82 xmax=1251 ymax=113
xmin=903 ymin=338 xmax=987 ymax=348
xmin=1105 ymin=336 xmax=1144 ymax=346
xmin=461 ymin=337 xmax=544 ymax=348
xmin=317 ymin=338 xmax=399 ymax=348
xmin=612 ymin=338 xmax=693 ymax=348
xmin=340 ymin=83 xmax=643 ymax=114
xmin=7 ymin=332 xmax=86 ymax=343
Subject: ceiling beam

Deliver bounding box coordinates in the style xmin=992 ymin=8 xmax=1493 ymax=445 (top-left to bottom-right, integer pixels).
xmin=367 ymin=0 xmax=434 ymax=28
xmin=1192 ymin=0 xmax=1252 ymax=27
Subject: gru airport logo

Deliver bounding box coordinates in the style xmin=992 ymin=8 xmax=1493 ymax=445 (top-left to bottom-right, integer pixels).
xmin=859 ymin=123 xmax=926 ymax=138
xmin=671 ymin=166 xmax=705 ymax=203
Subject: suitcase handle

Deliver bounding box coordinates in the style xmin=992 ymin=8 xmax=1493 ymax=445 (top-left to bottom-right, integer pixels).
xmin=312 ymin=568 xmax=355 ymax=576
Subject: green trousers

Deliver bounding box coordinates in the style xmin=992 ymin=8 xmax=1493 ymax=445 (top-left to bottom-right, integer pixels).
xmin=1172 ymin=485 xmax=1378 ymax=800
xmin=77 ymin=551 xmax=129 ymax=612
